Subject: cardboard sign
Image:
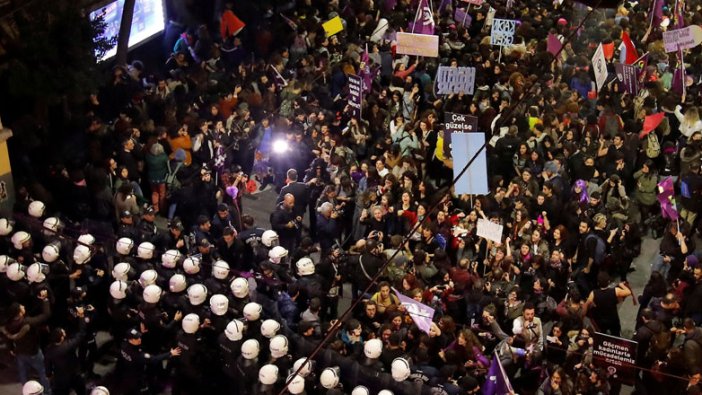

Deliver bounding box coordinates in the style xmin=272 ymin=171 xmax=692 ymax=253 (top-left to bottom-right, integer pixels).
xmin=592 ymin=332 xmax=638 ymax=385
xmin=347 ymin=74 xmax=363 ymax=118
xmin=322 ymin=16 xmax=344 ymax=37
xmin=614 ymin=63 xmax=638 ymax=94
xmin=444 ymin=112 xmax=478 ymax=157
xmin=435 ymin=66 xmax=476 ymax=95
xmin=485 ymin=7 xmax=496 ymax=26
xmin=476 ymin=218 xmax=503 ymax=243
xmin=663 ymin=25 xmax=702 ymax=53
xmin=396 ymin=32 xmax=439 ymax=57
xmin=592 ymin=43 xmax=608 ymax=92
xmin=491 ymin=19 xmax=517 ymax=46
xmin=452 ymin=133 xmax=489 ymax=195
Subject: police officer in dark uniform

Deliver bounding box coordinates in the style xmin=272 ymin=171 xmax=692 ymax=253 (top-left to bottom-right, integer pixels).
xmin=218 ymin=319 xmax=245 ymax=393
xmin=237 ymin=214 xmax=266 ymax=266
xmin=163 ymin=219 xmax=189 ymax=254
xmin=174 ymin=314 xmax=207 ymax=394
xmin=138 ymin=206 xmax=159 ymax=245
xmin=116 ymin=328 xmax=181 ymax=395
xmin=117 ymin=211 xmax=140 ymax=241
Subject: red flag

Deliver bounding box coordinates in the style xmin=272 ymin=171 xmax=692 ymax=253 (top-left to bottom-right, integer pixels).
xmin=602 ymin=41 xmax=614 ymax=60
xmin=621 ymin=31 xmax=639 ymax=65
xmin=640 ymin=112 xmax=665 ymax=138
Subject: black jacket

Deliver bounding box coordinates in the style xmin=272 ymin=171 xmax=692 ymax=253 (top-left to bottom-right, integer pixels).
xmin=277 ymin=182 xmax=309 ymax=218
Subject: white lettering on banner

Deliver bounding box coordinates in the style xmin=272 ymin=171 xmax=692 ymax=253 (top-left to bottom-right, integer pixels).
xmin=435 ymin=66 xmax=476 ymax=95
xmin=491 ymin=19 xmax=517 ymax=46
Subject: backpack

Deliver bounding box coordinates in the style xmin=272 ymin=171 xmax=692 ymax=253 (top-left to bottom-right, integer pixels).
xmin=165 ymin=161 xmax=183 ymax=194
xmin=646 ymin=327 xmax=672 ymax=360
xmin=645 ymin=132 xmax=661 ymax=158
xmin=585 ymin=233 xmax=606 ymax=266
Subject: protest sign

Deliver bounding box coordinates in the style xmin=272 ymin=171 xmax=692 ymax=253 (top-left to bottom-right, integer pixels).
xmin=444 ymin=112 xmax=478 ymax=157
xmin=614 ymin=63 xmax=638 ymax=94
xmin=452 ymin=132 xmax=489 ymax=195
xmin=435 ymin=66 xmax=476 ymax=96
xmin=322 ymin=16 xmax=344 ymax=37
xmin=490 ymin=19 xmax=517 ymax=46
xmin=486 ymin=7 xmax=496 ymax=26
xmin=347 ymin=74 xmax=363 ymax=119
xmin=396 ymin=32 xmax=439 ymax=57
xmin=477 ymin=218 xmax=504 ymax=243
xmin=592 ymin=43 xmax=608 ymax=92
xmin=663 ymin=25 xmax=702 ymax=52
xmin=394 ymin=289 xmax=435 ymax=335
xmin=592 ymin=332 xmax=638 ymax=385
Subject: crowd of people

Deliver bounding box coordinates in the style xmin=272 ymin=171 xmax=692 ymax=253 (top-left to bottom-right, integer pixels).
xmin=3 ymin=0 xmax=702 ymax=393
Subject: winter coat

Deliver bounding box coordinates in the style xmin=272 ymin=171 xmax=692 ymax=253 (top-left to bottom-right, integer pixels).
xmin=634 ymin=170 xmax=658 ymax=206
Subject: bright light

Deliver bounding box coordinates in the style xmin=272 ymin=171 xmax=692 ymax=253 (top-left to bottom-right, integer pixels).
xmin=272 ymin=140 xmax=290 ymax=154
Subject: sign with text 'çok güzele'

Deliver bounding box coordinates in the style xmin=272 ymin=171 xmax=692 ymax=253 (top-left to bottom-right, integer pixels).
xmin=490 ymin=19 xmax=517 ymax=46
xmin=435 ymin=66 xmax=476 ymax=95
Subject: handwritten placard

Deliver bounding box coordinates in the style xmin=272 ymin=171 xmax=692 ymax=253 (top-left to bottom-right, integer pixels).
xmin=477 ymin=218 xmax=503 ymax=243
xmin=663 ymin=25 xmax=702 ymax=53
xmin=491 ymin=19 xmax=517 ymax=46
xmin=435 ymin=66 xmax=476 ymax=95
xmin=396 ymin=32 xmax=439 ymax=57
xmin=592 ymin=43 xmax=608 ymax=92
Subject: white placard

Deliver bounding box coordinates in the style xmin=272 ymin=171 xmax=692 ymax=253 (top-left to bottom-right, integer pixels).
xmin=592 ymin=43 xmax=608 ymax=92
xmin=491 ymin=19 xmax=517 ymax=46
xmin=476 ymin=218 xmax=504 ymax=243
xmin=435 ymin=66 xmax=476 ymax=95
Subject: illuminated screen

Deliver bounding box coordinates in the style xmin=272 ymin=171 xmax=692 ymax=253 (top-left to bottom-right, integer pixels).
xmin=90 ymin=0 xmax=166 ymax=61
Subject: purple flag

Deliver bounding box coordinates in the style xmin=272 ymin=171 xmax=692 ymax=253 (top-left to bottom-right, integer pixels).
xmin=547 ymin=33 xmax=562 ymax=56
xmin=454 ymin=8 xmax=472 ymax=28
xmin=394 ymin=289 xmax=435 ymax=335
xmin=408 ymin=0 xmax=435 ymax=35
xmin=657 ymin=176 xmax=679 ymax=220
xmin=482 ymin=354 xmax=513 ymax=395
xmin=359 ymin=45 xmax=374 ymax=94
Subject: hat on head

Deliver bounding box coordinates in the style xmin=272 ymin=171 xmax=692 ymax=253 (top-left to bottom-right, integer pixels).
xmin=127 ymin=328 xmax=142 ymax=340
xmin=687 ymin=255 xmax=699 ymax=268
xmin=217 ymin=203 xmax=229 ymax=212
xmin=120 ymin=210 xmax=132 ymax=219
xmin=174 ymin=149 xmax=187 ymax=162
xmin=144 ymin=206 xmax=155 ymax=215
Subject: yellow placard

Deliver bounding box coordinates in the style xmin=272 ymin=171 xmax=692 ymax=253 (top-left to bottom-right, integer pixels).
xmin=322 ymin=16 xmax=344 ymax=37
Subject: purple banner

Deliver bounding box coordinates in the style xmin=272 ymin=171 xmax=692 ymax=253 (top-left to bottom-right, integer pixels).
xmin=614 ymin=63 xmax=639 ymax=94
xmin=454 ymin=8 xmax=472 ymax=28
xmin=394 ymin=289 xmax=435 ymax=335
xmin=407 ymin=0 xmax=435 ymax=35
xmin=482 ymin=353 xmax=513 ymax=395
xmin=348 ymin=74 xmax=363 ymax=119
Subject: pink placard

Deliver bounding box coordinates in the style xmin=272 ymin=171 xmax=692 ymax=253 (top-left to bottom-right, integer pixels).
xmin=396 ymin=32 xmax=439 ymax=57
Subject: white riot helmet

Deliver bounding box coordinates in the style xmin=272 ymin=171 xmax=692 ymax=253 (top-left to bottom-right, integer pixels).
xmin=288 ymin=374 xmax=305 ymax=394
xmin=209 ymin=294 xmax=229 ymax=316
xmin=0 ymin=255 xmax=15 ymax=273
xmin=212 ymin=260 xmax=230 ymax=280
xmin=115 ymin=237 xmax=134 ymax=255
xmin=243 ymin=302 xmax=262 ymax=321
xmin=42 ymin=217 xmax=62 ymax=236
xmin=352 ymin=386 xmax=370 ymax=395
xmin=225 ymin=319 xmax=245 ymax=341
xmin=293 ymin=358 xmax=313 ymax=377
xmin=112 ymin=262 xmax=131 ymax=281
xmin=27 ymin=263 xmax=46 ymax=283
xmin=259 ymin=364 xmax=279 ymax=385
xmin=183 ymin=256 xmax=201 ymax=274
xmin=230 ymin=277 xmax=249 ymax=298
xmin=161 ymin=249 xmax=181 ymax=268
xmin=139 ymin=269 xmax=158 ymax=287
xmin=268 ymin=246 xmax=288 ymax=263
xmin=261 ymin=230 xmax=279 ymax=247
xmin=73 ymin=244 xmax=92 ymax=265
xmin=28 ymin=201 xmax=46 ymax=218
xmin=378 ymin=391 xmax=394 ymax=395
xmin=7 ymin=262 xmax=26 ymax=281
xmin=110 ymin=280 xmax=128 ymax=300
xmin=11 ymin=231 xmax=31 ymax=250
xmin=22 ymin=380 xmax=44 ymax=395
xmin=0 ymin=218 xmax=14 ymax=236
xmin=241 ymin=339 xmax=260 ymax=359
xmin=42 ymin=242 xmax=61 ymax=263
xmin=137 ymin=242 xmax=155 ymax=260
xmin=182 ymin=313 xmax=200 ymax=334
xmin=261 ymin=319 xmax=281 ymax=338
xmin=320 ymin=367 xmax=340 ymax=389
xmin=169 ymin=274 xmax=187 ymax=293
xmin=187 ymin=284 xmax=208 ymax=305
xmin=296 ymin=257 xmax=315 ymax=276
xmin=269 ymin=334 xmax=289 ymax=358
xmin=90 ymin=386 xmax=110 ymax=395
xmin=364 ymin=338 xmax=383 ymax=359
xmin=143 ymin=284 xmax=163 ymax=304
xmin=391 ymin=358 xmax=411 ymax=382
xmin=77 ymin=233 xmax=96 ymax=246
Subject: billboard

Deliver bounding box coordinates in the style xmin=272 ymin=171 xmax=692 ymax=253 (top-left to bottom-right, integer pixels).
xmin=90 ymin=0 xmax=166 ymax=61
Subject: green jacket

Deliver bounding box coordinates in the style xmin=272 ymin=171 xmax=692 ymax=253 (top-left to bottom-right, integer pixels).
xmin=146 ymin=153 xmax=169 ymax=184
xmin=634 ymin=170 xmax=658 ymax=206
